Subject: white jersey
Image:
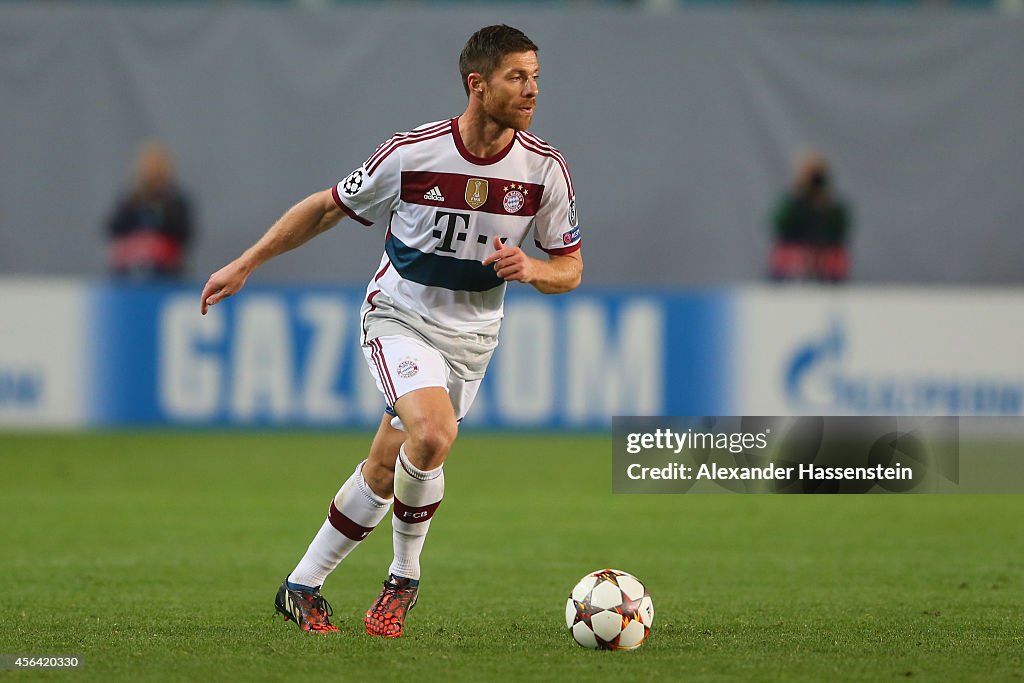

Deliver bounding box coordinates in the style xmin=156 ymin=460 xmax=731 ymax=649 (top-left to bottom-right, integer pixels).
xmin=333 ymin=117 xmax=580 ymax=336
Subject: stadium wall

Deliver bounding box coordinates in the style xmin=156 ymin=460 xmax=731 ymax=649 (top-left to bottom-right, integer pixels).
xmin=4 ymin=279 xmax=1024 ymax=429
xmin=2 ymin=5 xmax=1023 ymax=286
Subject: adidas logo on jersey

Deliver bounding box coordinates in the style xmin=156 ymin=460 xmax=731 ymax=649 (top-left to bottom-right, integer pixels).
xmin=423 ymin=186 xmax=445 ymax=202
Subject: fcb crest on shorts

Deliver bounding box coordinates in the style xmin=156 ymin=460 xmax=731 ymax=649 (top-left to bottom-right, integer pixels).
xmin=465 ymin=178 xmax=488 ymax=210
xmin=396 ymin=358 xmax=419 ymax=379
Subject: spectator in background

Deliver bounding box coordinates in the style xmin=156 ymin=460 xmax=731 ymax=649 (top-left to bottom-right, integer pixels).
xmin=107 ymin=140 xmax=193 ymax=280
xmin=769 ymin=150 xmax=852 ymax=283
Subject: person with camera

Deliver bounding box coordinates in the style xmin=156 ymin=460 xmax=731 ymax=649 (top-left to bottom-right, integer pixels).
xmin=769 ymin=150 xmax=852 ymax=283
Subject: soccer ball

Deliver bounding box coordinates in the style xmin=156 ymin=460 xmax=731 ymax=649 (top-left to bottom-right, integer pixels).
xmin=565 ymin=568 xmax=654 ymax=650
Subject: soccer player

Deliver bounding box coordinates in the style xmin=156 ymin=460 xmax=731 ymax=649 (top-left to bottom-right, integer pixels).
xmin=200 ymin=25 xmax=582 ymax=636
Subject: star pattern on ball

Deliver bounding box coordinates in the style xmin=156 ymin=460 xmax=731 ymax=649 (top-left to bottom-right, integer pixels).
xmin=614 ymin=595 xmax=642 ymax=628
xmin=570 ymin=597 xmax=600 ymax=630
xmin=593 ymin=569 xmax=622 ymax=586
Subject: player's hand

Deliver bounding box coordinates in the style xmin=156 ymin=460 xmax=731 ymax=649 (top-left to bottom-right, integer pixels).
xmin=200 ymin=259 xmax=252 ymax=315
xmin=481 ymin=235 xmax=536 ymax=283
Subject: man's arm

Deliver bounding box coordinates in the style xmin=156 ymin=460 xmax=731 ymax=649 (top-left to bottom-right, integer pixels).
xmin=201 ymin=188 xmax=344 ymax=314
xmin=481 ymin=235 xmax=582 ymax=294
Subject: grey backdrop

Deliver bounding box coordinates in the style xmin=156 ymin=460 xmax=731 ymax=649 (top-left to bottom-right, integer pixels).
xmin=2 ymin=5 xmax=1022 ymax=285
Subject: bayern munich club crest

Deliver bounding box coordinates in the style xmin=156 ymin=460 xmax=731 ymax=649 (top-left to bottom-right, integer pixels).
xmin=396 ymin=358 xmax=419 ymax=379
xmin=503 ymin=186 xmax=526 ymax=214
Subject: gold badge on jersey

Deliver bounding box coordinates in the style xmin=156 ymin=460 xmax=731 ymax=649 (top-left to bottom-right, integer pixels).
xmin=465 ymin=178 xmax=488 ymax=210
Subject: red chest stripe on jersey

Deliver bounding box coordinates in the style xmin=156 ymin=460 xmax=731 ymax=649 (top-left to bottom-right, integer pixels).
xmin=400 ymin=171 xmax=544 ymax=216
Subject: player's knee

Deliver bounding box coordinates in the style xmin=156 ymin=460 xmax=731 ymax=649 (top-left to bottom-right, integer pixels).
xmin=405 ymin=417 xmax=457 ymax=464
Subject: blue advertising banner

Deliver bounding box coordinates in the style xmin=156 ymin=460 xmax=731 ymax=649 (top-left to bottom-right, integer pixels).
xmin=87 ymin=283 xmax=734 ymax=429
xmin=6 ymin=280 xmax=1024 ymax=429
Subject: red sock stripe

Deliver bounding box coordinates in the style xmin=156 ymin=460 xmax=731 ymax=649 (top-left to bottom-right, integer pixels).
xmin=393 ymin=498 xmax=442 ymax=523
xmin=328 ymin=501 xmax=376 ymax=541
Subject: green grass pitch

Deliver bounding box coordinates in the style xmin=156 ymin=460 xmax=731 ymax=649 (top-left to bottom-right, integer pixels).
xmin=1 ymin=432 xmax=1022 ymax=682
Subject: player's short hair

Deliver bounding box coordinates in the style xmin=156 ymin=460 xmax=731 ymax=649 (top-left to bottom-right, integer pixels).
xmin=459 ymin=25 xmax=539 ymax=96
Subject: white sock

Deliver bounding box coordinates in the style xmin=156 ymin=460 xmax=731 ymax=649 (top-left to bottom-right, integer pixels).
xmin=389 ymin=445 xmax=444 ymax=581
xmin=289 ymin=460 xmax=392 ymax=588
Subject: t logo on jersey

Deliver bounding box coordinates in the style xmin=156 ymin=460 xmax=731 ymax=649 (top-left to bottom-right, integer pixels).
xmin=433 ymin=211 xmax=471 ymax=253
xmin=465 ymin=179 xmax=488 ymax=210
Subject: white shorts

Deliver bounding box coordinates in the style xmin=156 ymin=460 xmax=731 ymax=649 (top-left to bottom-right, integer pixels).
xmin=362 ymin=334 xmax=482 ymax=430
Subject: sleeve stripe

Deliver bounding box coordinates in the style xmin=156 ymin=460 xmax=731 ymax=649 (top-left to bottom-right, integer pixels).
xmin=364 ymin=121 xmax=453 ymax=174
xmin=365 ymin=129 xmax=452 ymax=176
xmin=519 ymin=130 xmax=566 ymax=160
xmin=517 ymin=136 xmax=574 ymax=197
xmin=364 ymin=120 xmax=451 ymax=168
xmin=332 ymin=184 xmax=374 ymax=226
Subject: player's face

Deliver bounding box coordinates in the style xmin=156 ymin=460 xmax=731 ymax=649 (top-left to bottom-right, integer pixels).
xmin=481 ymin=51 xmax=539 ymax=132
